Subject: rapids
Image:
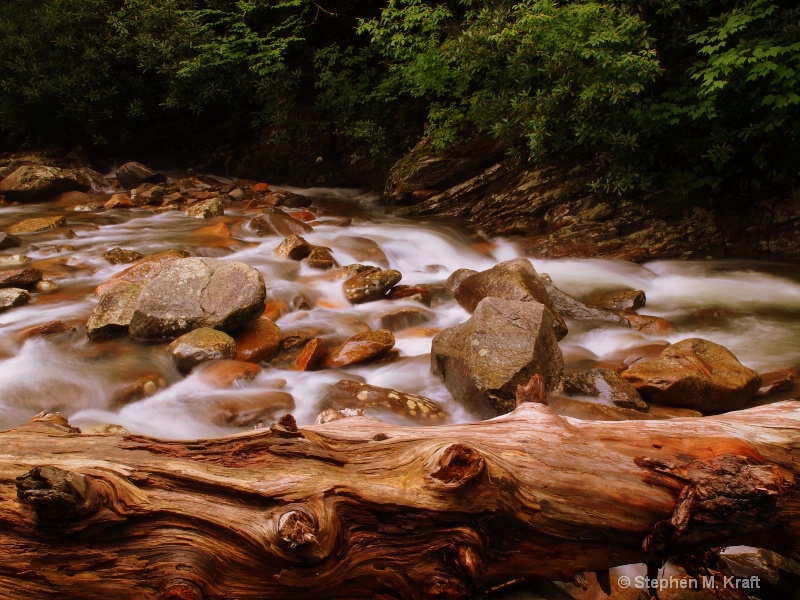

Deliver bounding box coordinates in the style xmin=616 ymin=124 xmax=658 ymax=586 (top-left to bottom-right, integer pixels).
xmin=0 ymin=185 xmax=798 ymax=438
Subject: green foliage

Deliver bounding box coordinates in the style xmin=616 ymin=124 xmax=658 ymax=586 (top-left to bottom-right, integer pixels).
xmin=0 ymin=0 xmax=797 ymax=192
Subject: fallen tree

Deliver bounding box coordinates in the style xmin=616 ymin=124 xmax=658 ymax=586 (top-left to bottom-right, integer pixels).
xmin=1 ymin=382 xmax=799 ymax=600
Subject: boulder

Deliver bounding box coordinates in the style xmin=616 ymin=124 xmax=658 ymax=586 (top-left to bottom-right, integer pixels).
xmin=116 ymin=162 xmax=165 ymax=190
xmin=129 ymin=258 xmax=266 ymax=340
xmin=186 ymin=197 xmax=224 ymax=219
xmin=431 ymin=297 xmax=564 ymax=418
xmin=7 ymin=216 xmax=66 ymax=234
xmin=323 ymin=329 xmax=395 ymax=368
xmin=453 ymin=258 xmax=568 ymax=340
xmin=249 ymin=207 xmax=312 ymax=236
xmin=0 ymin=165 xmax=90 ymax=200
xmin=86 ymin=282 xmax=142 ymax=340
xmin=621 ymin=338 xmax=761 ymax=412
xmin=445 ymin=268 xmax=477 ymax=295
xmin=321 ymin=380 xmax=447 ymax=423
xmin=563 ymin=368 xmax=648 ymax=411
xmin=0 ymin=233 xmax=22 ymax=250
xmin=0 ymin=288 xmax=31 ymax=313
xmin=168 ymin=327 xmax=237 ymax=373
xmin=0 ymin=268 xmax=42 ymax=289
xmin=275 ymin=234 xmax=312 ymax=260
xmin=233 ymin=318 xmax=281 ymax=363
xmin=343 ymin=269 xmax=402 ymax=304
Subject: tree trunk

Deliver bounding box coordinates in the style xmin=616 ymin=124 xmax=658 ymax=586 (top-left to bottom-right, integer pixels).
xmin=1 ymin=394 xmax=799 ymax=600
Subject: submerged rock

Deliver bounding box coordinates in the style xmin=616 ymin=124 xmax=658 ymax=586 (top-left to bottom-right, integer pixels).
xmin=233 ymin=318 xmax=281 ymax=363
xmin=540 ymin=274 xmax=629 ymax=325
xmin=249 ymin=207 xmax=312 ymax=236
xmin=432 ymin=297 xmax=564 ymax=419
xmin=103 ymin=247 xmax=145 ymax=265
xmin=129 ymin=257 xmax=266 ymax=340
xmin=323 ymin=329 xmax=395 ymax=368
xmin=0 ymin=288 xmax=31 ymax=312
xmin=0 ymin=232 xmax=22 ymax=250
xmin=168 ymin=327 xmax=237 ymax=372
xmin=453 ymin=258 xmax=568 ymax=340
xmin=621 ymin=337 xmax=761 ymax=412
xmin=7 ymin=215 xmax=66 ymax=234
xmin=343 ymin=269 xmax=402 ymax=304
xmin=0 ymin=268 xmax=42 ymax=289
xmin=321 ymin=380 xmax=447 ymax=423
xmin=563 ymin=368 xmax=648 ymax=411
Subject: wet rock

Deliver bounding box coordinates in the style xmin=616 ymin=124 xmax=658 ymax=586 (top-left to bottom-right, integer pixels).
xmin=16 ymin=320 xmax=77 ymax=342
xmin=211 ymin=392 xmax=295 ymax=427
xmin=103 ymin=193 xmax=135 ymax=209
xmin=0 ymin=267 xmax=42 ymax=289
xmin=563 ymin=368 xmax=648 ymax=411
xmin=228 ymin=188 xmax=245 ymax=201
xmin=249 ymin=207 xmax=313 ymax=236
xmin=0 ymin=165 xmax=90 ymax=200
xmin=186 ymin=197 xmax=224 ymax=219
xmin=540 ymin=274 xmax=629 ymax=325
xmin=103 ymin=247 xmax=145 ymax=265
xmin=589 ymin=288 xmax=647 ymax=311
xmin=625 ymin=314 xmax=675 ymax=334
xmin=305 ymin=246 xmax=337 ymax=270
xmin=7 ymin=215 xmax=66 ymax=234
xmin=375 ymin=307 xmax=436 ymax=331
xmin=323 ymin=329 xmax=395 ymax=368
xmin=33 ymin=279 xmax=58 ymax=294
xmin=275 ymin=234 xmax=312 ymax=260
xmin=621 ymin=338 xmax=761 ymax=412
xmin=756 ymin=368 xmax=799 ymax=398
xmin=129 ymin=257 xmax=266 ymax=340
xmin=86 ymin=282 xmax=142 ymax=340
xmin=110 ymin=375 xmax=167 ymax=408
xmin=291 ymin=338 xmax=327 ymax=370
xmin=168 ymin=327 xmax=237 ymax=373
xmin=343 ymin=269 xmax=402 ymax=304
xmin=0 ymin=255 xmax=30 ymax=266
xmin=131 ymin=183 xmax=166 ymax=206
xmin=116 ymin=161 xmax=165 ymax=190
xmin=0 ymin=232 xmax=22 ymax=249
xmin=548 ymin=396 xmax=655 ymax=421
xmin=454 ymin=258 xmax=568 ymax=340
xmin=431 ymin=297 xmax=564 ymax=418
xmin=720 ymin=548 xmax=800 ymax=598
xmin=321 ymin=380 xmax=447 ymax=423
xmin=386 ymin=284 xmax=432 ymax=306
xmin=196 ymin=359 xmax=262 ymax=388
xmin=0 ymin=288 xmax=31 ymax=312
xmin=445 ymin=268 xmax=477 ymax=295
xmin=332 ymin=236 xmax=390 ymax=268
xmin=233 ymin=318 xmax=281 ymax=363
xmin=109 ymin=249 xmax=192 ymax=286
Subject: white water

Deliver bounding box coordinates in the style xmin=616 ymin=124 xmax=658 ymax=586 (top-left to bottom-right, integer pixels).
xmin=0 ymin=187 xmax=798 ymax=438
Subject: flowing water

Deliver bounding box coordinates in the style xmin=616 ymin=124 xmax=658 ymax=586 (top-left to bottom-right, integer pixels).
xmin=1 ymin=184 xmax=798 ymax=439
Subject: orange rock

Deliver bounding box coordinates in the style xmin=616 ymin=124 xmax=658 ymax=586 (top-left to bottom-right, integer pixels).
xmin=262 ymin=302 xmax=287 ymax=321
xmin=197 ymin=360 xmax=262 ymax=388
xmin=291 ymin=210 xmax=315 ymax=222
xmin=626 ymin=314 xmax=675 ymax=334
xmin=15 ymin=320 xmax=77 ymax=342
xmin=104 ymin=193 xmax=135 ymax=209
xmin=292 ymin=338 xmax=327 ymax=371
xmin=323 ymin=329 xmax=395 ymax=368
xmin=252 ymin=182 xmax=270 ymax=192
xmin=233 ymin=318 xmax=281 ymax=363
xmin=315 ymin=298 xmax=346 ymax=310
xmin=196 ymin=222 xmax=232 ymax=239
xmin=211 ymin=392 xmax=295 ymax=427
xmin=112 ymin=249 xmax=191 ymax=282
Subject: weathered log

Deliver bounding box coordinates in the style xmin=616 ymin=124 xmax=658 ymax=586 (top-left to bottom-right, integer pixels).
xmin=0 ymin=394 xmax=799 ymax=599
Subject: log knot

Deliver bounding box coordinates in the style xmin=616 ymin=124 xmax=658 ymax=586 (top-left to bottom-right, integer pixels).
xmin=430 ymin=444 xmax=485 ymax=488
xmin=640 ymin=454 xmax=793 ymax=553
xmin=161 ymin=581 xmax=204 ymax=600
xmin=278 ymin=509 xmax=317 ymax=549
xmin=16 ymin=466 xmax=92 ymax=522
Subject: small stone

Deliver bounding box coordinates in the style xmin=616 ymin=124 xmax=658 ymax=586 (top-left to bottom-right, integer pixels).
xmin=305 ymin=246 xmax=337 ymax=270
xmin=0 ymin=288 xmax=30 ymax=312
xmin=386 ymin=284 xmax=432 ymax=306
xmin=16 ymin=320 xmax=77 ymax=342
xmin=0 ymin=232 xmax=22 ymax=249
xmin=186 ymin=197 xmax=224 ymax=219
xmin=7 ymin=215 xmax=66 ymax=234
xmin=589 ymin=288 xmax=647 ymax=311
xmin=196 ymin=359 xmax=262 ymax=388
xmin=275 ymin=234 xmax=312 ymax=260
xmin=626 ymin=314 xmax=674 ymax=334
xmin=233 ymin=318 xmax=281 ymax=363
xmin=34 ymin=279 xmax=59 ymax=294
xmin=168 ymin=327 xmax=237 ymax=373
xmin=103 ymin=247 xmax=145 ymax=265
xmin=228 ymin=188 xmax=245 ymax=201
xmin=249 ymin=207 xmax=312 ymax=236
xmin=210 ymin=393 xmax=295 ymax=428
xmin=110 ymin=375 xmax=167 ymax=408
xmin=131 ymin=183 xmax=166 ymax=206
xmin=323 ymin=329 xmax=395 ymax=368
xmin=0 ymin=268 xmax=42 ymax=289
xmin=252 ymin=182 xmax=270 ymax=192
xmin=292 ymin=338 xmax=327 ymax=371
xmin=104 ymin=193 xmax=134 ymax=209
xmin=343 ymin=269 xmax=402 ymax=304
xmin=563 ymin=368 xmax=648 ymax=411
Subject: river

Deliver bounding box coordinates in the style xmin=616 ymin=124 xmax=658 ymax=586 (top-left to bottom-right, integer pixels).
xmin=1 ymin=183 xmax=798 ymax=438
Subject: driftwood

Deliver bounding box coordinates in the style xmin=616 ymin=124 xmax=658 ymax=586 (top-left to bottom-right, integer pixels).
xmin=1 ymin=382 xmax=799 ymax=599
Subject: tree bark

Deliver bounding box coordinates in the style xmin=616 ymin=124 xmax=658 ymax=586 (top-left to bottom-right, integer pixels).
xmin=1 ymin=396 xmax=799 ymax=600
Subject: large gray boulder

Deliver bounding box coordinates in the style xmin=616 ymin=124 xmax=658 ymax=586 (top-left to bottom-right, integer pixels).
xmin=0 ymin=165 xmax=90 ymax=201
xmin=129 ymin=258 xmax=266 ymax=340
xmin=431 ymin=297 xmax=564 ymax=419
xmin=621 ymin=338 xmax=761 ymax=412
xmin=453 ymin=258 xmax=568 ymax=340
